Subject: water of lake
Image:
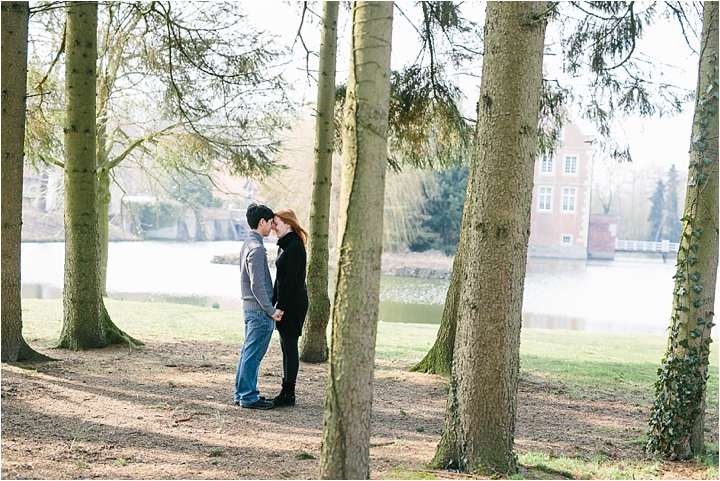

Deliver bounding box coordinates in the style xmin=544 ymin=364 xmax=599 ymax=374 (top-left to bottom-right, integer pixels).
xmin=21 ymin=241 xmax=697 ymax=335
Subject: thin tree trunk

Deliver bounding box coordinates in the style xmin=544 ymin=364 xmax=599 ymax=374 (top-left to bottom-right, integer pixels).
xmin=318 ymin=2 xmax=393 ymax=478
xmin=647 ymin=0 xmax=718 ymax=459
xmin=409 ymin=231 xmax=464 ymax=376
xmin=98 ymin=167 xmax=111 ymax=296
xmin=410 ymin=171 xmax=473 ymax=376
xmin=300 ymin=1 xmax=339 ymax=363
xmin=1 ymin=1 xmax=52 ymax=362
xmin=431 ymin=2 xmax=547 ymax=475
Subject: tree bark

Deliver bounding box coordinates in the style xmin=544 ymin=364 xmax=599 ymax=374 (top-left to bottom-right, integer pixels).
xmin=98 ymin=166 xmax=111 ymax=296
xmin=318 ymin=2 xmax=393 ymax=479
xmin=58 ymin=2 xmax=142 ymax=350
xmin=409 ymin=226 xmax=465 ymax=376
xmin=300 ymin=1 xmax=339 ymax=364
xmin=647 ymin=0 xmax=718 ymax=459
xmin=58 ymin=1 xmax=107 ymax=350
xmin=431 ymin=2 xmax=547 ymax=475
xmin=1 ymin=1 xmax=52 ymax=362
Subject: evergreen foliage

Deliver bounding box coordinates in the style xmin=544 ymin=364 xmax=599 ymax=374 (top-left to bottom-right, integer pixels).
xmin=648 ymin=179 xmax=666 ymax=241
xmin=409 ymin=166 xmax=468 ymax=255
xmin=664 ymin=164 xmax=682 ymax=241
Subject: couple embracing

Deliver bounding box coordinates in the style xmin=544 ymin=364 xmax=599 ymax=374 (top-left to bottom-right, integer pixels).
xmin=234 ymin=203 xmax=308 ymax=410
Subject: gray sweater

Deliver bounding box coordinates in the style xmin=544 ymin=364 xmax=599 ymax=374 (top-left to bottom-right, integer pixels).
xmin=239 ymin=231 xmax=277 ymax=316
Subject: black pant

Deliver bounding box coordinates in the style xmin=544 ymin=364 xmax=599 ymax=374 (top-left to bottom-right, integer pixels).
xmin=278 ymin=331 xmax=299 ymax=384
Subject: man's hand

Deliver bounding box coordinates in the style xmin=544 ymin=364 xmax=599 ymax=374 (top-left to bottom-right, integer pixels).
xmin=272 ymin=310 xmax=284 ymax=321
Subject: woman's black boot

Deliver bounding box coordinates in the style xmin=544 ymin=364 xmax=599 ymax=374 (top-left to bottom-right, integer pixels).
xmin=272 ymin=381 xmax=296 ymax=407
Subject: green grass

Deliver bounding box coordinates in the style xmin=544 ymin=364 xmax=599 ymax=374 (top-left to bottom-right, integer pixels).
xmin=18 ymin=298 xmax=720 ymax=480
xmin=20 ymin=300 xmax=717 ymax=409
xmin=518 ymin=451 xmax=665 ymax=480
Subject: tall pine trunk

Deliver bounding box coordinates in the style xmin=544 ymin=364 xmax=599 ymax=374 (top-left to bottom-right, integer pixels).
xmin=300 ymin=1 xmax=339 ymax=363
xmin=647 ymin=0 xmax=718 ymax=460
xmin=58 ymin=2 xmax=141 ymax=350
xmin=58 ymin=1 xmax=106 ymax=350
xmin=431 ymin=2 xmax=547 ymax=475
xmin=318 ymin=2 xmax=393 ymax=478
xmin=1 ymin=1 xmax=51 ymax=362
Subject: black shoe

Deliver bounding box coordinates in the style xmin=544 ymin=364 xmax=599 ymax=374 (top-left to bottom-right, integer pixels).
xmin=235 ymin=396 xmax=265 ymax=406
xmin=271 ymin=381 xmax=296 ymax=407
xmin=241 ymin=399 xmax=274 ymax=410
xmin=272 ymin=392 xmax=295 ymax=407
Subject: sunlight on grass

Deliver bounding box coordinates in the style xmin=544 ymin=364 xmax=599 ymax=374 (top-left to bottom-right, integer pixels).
xmin=16 ymin=299 xmax=720 ymax=479
xmin=20 ymin=299 xmax=717 ymax=407
xmin=386 ymin=466 xmax=438 ymax=479
xmin=518 ymin=450 xmax=665 ymax=480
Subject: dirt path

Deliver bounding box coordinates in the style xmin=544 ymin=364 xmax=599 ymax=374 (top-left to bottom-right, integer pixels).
xmin=1 ymin=340 xmax=716 ymax=479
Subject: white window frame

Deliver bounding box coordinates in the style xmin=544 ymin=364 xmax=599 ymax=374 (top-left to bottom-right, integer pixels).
xmin=538 ymin=187 xmax=552 ymax=211
xmin=561 ymin=235 xmax=572 ymax=244
xmin=562 ymin=187 xmax=576 ymax=212
xmin=564 ymin=155 xmax=578 ymax=174
xmin=540 ymin=156 xmax=553 ymax=173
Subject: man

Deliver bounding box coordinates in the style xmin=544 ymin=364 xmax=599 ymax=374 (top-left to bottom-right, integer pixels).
xmin=234 ymin=203 xmax=283 ymax=409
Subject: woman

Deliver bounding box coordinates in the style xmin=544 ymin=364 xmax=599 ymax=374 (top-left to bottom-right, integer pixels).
xmin=270 ymin=209 xmax=309 ymax=407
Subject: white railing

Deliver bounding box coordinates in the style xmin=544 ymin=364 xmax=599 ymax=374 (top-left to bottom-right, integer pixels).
xmin=615 ymin=239 xmax=680 ymax=253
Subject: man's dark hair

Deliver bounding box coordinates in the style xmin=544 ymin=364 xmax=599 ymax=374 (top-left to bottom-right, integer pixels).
xmin=246 ymin=203 xmax=274 ymax=229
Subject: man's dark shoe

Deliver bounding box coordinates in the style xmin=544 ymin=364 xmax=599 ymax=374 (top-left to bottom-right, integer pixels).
xmin=235 ymin=396 xmax=264 ymax=406
xmin=241 ymin=399 xmax=274 ymax=410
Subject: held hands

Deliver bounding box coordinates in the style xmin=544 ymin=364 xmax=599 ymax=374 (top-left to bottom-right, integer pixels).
xmin=272 ymin=309 xmax=284 ymax=322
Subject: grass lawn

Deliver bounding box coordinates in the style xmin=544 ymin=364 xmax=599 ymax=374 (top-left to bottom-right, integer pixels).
xmin=16 ymin=298 xmax=720 ymax=479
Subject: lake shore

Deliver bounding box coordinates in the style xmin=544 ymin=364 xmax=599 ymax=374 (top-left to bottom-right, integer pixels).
xmin=212 ymin=249 xmax=456 ymax=279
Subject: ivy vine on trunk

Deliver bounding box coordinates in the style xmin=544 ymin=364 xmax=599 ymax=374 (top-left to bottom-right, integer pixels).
xmin=647 ymin=0 xmax=718 ymax=460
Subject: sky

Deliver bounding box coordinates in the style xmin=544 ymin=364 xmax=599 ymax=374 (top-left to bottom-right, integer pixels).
xmin=242 ymin=1 xmax=701 ymax=175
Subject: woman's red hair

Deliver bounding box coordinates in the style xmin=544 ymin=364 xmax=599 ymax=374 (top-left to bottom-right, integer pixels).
xmin=274 ymin=209 xmax=308 ymax=248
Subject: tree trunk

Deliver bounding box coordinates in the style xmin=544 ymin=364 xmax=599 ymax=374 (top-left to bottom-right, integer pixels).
xmin=300 ymin=1 xmax=339 ymax=363
xmin=58 ymin=1 xmax=107 ymax=350
xmin=431 ymin=2 xmax=547 ymax=475
xmin=409 ymin=226 xmax=465 ymax=376
xmin=58 ymin=3 xmax=142 ymax=350
xmin=318 ymin=2 xmax=393 ymax=479
xmin=1 ymin=1 xmax=52 ymax=362
xmin=647 ymin=0 xmax=718 ymax=460
xmin=98 ymin=166 xmax=111 ymax=296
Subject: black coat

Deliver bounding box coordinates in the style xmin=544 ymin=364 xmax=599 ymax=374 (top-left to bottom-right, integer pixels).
xmin=272 ymin=231 xmax=308 ymax=337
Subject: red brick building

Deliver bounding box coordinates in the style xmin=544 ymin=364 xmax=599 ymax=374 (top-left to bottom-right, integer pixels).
xmin=528 ymin=123 xmax=597 ymax=259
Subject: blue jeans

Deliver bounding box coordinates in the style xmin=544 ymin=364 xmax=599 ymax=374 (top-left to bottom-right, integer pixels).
xmin=234 ymin=309 xmax=274 ymax=406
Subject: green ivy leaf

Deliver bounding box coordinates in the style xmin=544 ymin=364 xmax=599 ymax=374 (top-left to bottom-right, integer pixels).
xmin=692 ymin=229 xmax=703 ymax=238
xmin=689 ymin=328 xmax=702 ymax=338
xmin=693 ymin=298 xmax=704 ymax=308
xmin=690 ymin=272 xmax=701 ymax=282
xmin=688 ymin=257 xmax=698 ymax=266
xmin=693 ymin=283 xmax=703 ymax=293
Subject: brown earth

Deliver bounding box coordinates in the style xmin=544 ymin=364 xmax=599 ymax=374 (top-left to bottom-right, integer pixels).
xmin=1 ymin=339 xmax=717 ymax=480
